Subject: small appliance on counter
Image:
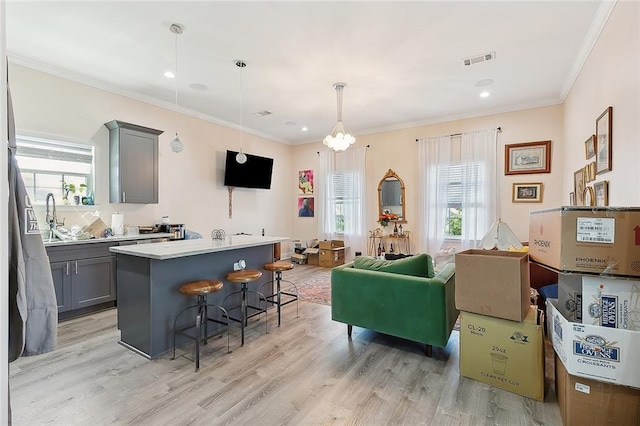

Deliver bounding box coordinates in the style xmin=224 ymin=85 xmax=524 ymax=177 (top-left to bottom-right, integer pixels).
xmin=156 ymin=223 xmax=186 ymax=240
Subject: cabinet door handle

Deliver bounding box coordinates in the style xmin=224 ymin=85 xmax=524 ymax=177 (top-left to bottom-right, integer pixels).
xmin=122 ymin=192 xmax=126 ymax=203
xmin=66 ymin=262 xmax=69 ymax=276
xmin=75 ymin=261 xmax=78 ymax=274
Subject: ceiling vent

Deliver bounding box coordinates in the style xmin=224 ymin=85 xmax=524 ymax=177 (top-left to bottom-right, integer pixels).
xmin=254 ymin=110 xmax=272 ymax=117
xmin=463 ymin=51 xmax=496 ymax=66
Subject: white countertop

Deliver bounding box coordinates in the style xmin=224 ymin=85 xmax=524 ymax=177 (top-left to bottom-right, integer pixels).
xmin=43 ymin=233 xmax=174 ymax=247
xmin=108 ymin=235 xmax=289 ymax=260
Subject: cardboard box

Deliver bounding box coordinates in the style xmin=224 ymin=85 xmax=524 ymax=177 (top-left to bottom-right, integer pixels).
xmin=529 ymin=207 xmax=640 ymax=277
xmin=319 ymin=246 xmax=345 ymax=267
xmin=581 ymin=276 xmax=640 ymax=331
xmin=303 ymin=248 xmax=319 ymax=266
xmin=555 ymin=354 xmax=640 ymax=425
xmin=455 ymin=249 xmax=530 ymax=321
xmin=319 ymin=239 xmax=344 ymax=249
xmin=546 ymin=298 xmax=640 ymax=388
xmin=558 ymin=273 xmax=583 ymax=323
xmin=459 ymin=306 xmax=544 ymax=401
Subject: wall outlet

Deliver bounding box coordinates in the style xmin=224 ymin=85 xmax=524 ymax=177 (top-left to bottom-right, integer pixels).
xmin=233 ymin=259 xmax=246 ymax=271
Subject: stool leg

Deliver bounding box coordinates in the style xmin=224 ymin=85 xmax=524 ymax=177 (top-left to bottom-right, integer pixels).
xmin=276 ymin=271 xmax=282 ymax=327
xmin=241 ymin=283 xmax=247 ymax=346
xmin=195 ymin=307 xmax=202 ymax=372
xmin=202 ymin=295 xmax=209 ymax=345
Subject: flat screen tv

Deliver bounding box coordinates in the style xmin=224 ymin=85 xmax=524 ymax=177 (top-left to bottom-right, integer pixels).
xmin=223 ymin=150 xmax=274 ymax=189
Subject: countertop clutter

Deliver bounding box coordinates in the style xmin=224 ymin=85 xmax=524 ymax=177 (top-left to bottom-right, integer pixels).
xmin=43 ymin=233 xmax=173 ymax=247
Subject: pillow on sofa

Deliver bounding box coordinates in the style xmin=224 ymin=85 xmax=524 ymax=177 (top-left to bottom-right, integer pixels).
xmin=353 ymin=253 xmax=435 ymax=278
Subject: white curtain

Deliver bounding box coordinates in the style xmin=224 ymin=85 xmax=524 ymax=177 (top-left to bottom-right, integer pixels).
xmin=418 ymin=135 xmax=452 ymax=255
xmin=335 ymin=147 xmax=367 ymax=258
xmin=460 ymin=129 xmax=498 ymax=249
xmin=317 ymin=150 xmax=335 ymax=241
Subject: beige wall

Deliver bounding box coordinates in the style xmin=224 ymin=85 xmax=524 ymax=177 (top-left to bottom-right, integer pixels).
xmin=10 ymin=0 xmax=637 ymax=256
xmin=292 ymin=104 xmax=565 ymax=249
xmin=563 ymin=0 xmax=639 ymax=206
xmin=9 ymin=64 xmax=294 ymax=241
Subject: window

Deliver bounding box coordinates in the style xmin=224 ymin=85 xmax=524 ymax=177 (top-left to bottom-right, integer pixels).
xmin=439 ymin=161 xmax=486 ymax=238
xmin=327 ymin=171 xmax=359 ymax=234
xmin=15 ymin=136 xmax=95 ymax=205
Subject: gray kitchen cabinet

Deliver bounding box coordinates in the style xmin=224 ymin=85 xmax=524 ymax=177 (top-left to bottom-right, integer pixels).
xmin=49 ymin=261 xmax=72 ymax=313
xmin=104 ymin=120 xmax=163 ymax=204
xmin=46 ymin=242 xmax=117 ymax=317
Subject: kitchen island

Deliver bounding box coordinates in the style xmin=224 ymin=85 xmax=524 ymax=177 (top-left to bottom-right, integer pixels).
xmin=109 ymin=235 xmax=288 ymax=358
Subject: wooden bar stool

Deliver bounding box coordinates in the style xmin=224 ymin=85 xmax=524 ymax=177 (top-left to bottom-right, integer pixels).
xmin=170 ymin=279 xmax=230 ymax=372
xmin=224 ymin=269 xmax=268 ymax=346
xmin=260 ymin=260 xmax=299 ymax=327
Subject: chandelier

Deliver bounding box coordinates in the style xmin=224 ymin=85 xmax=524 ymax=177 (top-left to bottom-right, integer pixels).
xmin=323 ymin=82 xmax=355 ymax=151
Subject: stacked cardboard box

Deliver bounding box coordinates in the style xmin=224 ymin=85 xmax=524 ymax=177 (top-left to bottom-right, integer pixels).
xmin=455 ymin=249 xmax=545 ymax=401
xmin=530 ymin=207 xmax=640 ymax=424
xmin=318 ymin=240 xmax=345 ymax=267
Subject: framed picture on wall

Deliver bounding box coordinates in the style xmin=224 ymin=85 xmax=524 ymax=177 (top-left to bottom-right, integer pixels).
xmin=505 ymin=140 xmax=552 ymax=175
xmin=584 ymin=134 xmax=596 ymax=159
xmin=512 ymin=182 xmax=543 ymax=203
xmin=574 ymin=168 xmax=585 ymax=206
xmin=594 ymin=180 xmax=609 ymax=206
xmin=298 ymin=169 xmax=314 ymax=195
xmin=595 ymin=106 xmax=612 ymax=175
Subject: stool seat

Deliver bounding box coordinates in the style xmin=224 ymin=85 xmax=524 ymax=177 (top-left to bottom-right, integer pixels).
xmin=171 ymin=279 xmax=229 ymax=372
xmin=226 ymin=269 xmax=262 ymax=283
xmin=179 ymin=279 xmax=224 ymax=296
xmin=263 ymin=260 xmax=294 ymax=273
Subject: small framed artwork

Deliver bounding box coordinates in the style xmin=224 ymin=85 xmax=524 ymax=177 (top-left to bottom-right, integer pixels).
xmin=594 ymin=180 xmax=609 ymax=206
xmin=298 ymin=170 xmax=314 ymax=195
xmin=297 ymin=197 xmax=314 ymax=217
xmin=584 ymin=135 xmax=596 ymax=159
xmin=569 ymin=192 xmax=575 ymax=206
xmin=584 ymin=162 xmax=596 ymax=183
xmin=583 ymin=186 xmax=595 ymax=206
xmin=596 ymin=106 xmax=612 ymax=175
xmin=512 ymin=182 xmax=543 ymax=203
xmin=574 ymin=168 xmax=585 ymax=206
xmin=505 ymin=140 xmax=551 ymax=175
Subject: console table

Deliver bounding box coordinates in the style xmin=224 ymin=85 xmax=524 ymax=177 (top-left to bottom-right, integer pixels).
xmin=368 ymin=232 xmax=411 ymax=256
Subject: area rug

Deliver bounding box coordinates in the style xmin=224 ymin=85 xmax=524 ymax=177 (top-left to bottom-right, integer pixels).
xmin=296 ymin=270 xmax=332 ymax=306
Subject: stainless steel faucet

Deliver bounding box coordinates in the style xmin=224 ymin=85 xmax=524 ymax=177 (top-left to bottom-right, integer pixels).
xmin=45 ymin=193 xmax=64 ymax=240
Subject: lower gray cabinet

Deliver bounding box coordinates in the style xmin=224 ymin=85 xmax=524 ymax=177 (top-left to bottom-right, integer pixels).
xmin=46 ymin=243 xmax=117 ymax=315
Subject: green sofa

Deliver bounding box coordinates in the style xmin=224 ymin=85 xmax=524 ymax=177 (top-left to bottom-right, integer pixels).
xmin=330 ymin=255 xmax=457 ymax=357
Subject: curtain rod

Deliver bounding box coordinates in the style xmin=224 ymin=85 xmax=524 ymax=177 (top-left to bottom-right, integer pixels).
xmin=415 ymin=127 xmax=501 ymax=142
xmin=317 ymin=144 xmax=370 ymax=154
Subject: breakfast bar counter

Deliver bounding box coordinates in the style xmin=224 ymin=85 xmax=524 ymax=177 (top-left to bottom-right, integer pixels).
xmin=110 ymin=235 xmax=288 ymax=358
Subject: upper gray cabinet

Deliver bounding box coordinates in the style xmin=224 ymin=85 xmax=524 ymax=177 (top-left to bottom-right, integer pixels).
xmin=105 ymin=120 xmax=163 ymax=204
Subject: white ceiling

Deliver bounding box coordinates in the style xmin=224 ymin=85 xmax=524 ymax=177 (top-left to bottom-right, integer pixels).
xmin=6 ymin=1 xmax=611 ymax=145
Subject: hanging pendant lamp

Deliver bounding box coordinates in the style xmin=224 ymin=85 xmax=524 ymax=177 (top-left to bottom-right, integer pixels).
xmin=323 ymin=82 xmax=356 ymax=151
xmin=235 ymin=59 xmax=247 ymax=164
xmin=169 ymin=23 xmax=184 ymax=153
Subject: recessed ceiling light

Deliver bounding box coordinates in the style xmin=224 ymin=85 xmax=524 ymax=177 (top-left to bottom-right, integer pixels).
xmin=480 ymin=91 xmax=490 ymax=98
xmin=190 ymin=83 xmax=208 ymax=91
xmin=164 ymin=71 xmax=175 ymax=79
xmin=254 ymin=110 xmax=272 ymax=117
xmin=301 ymin=127 xmax=308 ymax=132
xmin=285 ymin=121 xmax=296 ymax=126
xmin=475 ymin=78 xmax=494 ymax=87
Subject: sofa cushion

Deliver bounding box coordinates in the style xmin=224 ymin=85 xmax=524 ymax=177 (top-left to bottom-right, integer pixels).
xmin=353 ymin=253 xmax=435 ymax=278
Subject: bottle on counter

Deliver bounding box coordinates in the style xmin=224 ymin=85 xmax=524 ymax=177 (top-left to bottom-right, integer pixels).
xmin=377 ymin=242 xmax=382 ymax=257
xmin=399 ymin=224 xmax=403 ymax=236
xmin=390 ymin=243 xmax=394 ymax=253
xmin=381 ymin=244 xmax=386 ymax=259
xmin=393 ymin=223 xmax=398 ymax=236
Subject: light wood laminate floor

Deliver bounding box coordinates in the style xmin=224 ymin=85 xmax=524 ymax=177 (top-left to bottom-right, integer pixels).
xmin=9 ymin=264 xmax=562 ymax=425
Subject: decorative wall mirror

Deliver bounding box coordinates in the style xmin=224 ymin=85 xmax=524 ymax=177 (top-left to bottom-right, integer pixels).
xmin=378 ymin=169 xmax=406 ymax=222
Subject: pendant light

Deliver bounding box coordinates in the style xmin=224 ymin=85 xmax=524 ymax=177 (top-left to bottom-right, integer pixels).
xmin=169 ymin=23 xmax=184 ymax=153
xmin=235 ymin=60 xmax=247 ymax=164
xmin=323 ymin=82 xmax=356 ymax=151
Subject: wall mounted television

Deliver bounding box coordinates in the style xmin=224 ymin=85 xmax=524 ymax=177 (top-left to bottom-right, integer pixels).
xmin=223 ymin=150 xmax=274 ymax=189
